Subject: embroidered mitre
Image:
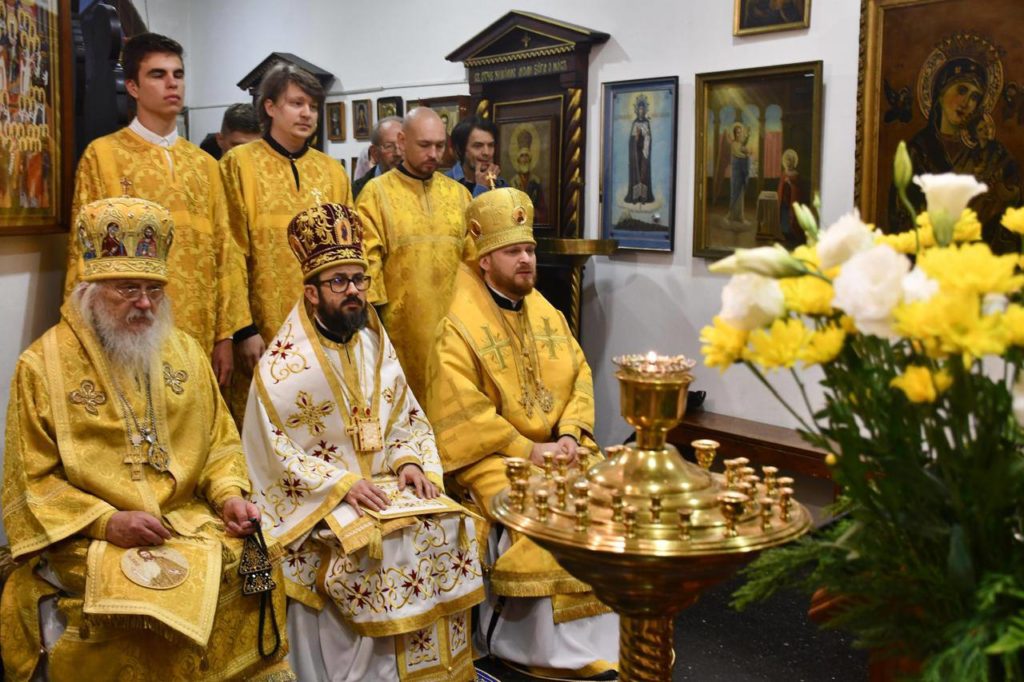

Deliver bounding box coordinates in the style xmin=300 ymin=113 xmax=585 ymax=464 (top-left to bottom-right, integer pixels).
xmin=75 ymin=195 xmax=175 ymax=283
xmin=465 ymin=187 xmax=535 ymax=257
xmin=287 ymin=202 xmax=368 ymax=279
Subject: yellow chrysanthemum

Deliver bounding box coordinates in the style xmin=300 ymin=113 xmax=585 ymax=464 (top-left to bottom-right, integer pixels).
xmin=744 ymin=318 xmax=813 ymax=370
xmin=780 ymin=275 xmax=834 ymax=316
xmin=799 ymin=325 xmax=846 ymax=366
xmin=1001 ymin=206 xmax=1024 ymax=235
xmin=700 ymin=316 xmax=749 ymax=370
xmin=839 ymin=315 xmax=858 ymax=334
xmin=791 ymin=244 xmax=820 ymax=269
xmin=1003 ymin=304 xmax=1024 ymax=347
xmin=917 ymin=243 xmax=1024 ymax=296
xmin=953 ymin=209 xmax=982 ymax=243
xmin=894 ymin=290 xmax=1007 ymax=362
xmin=890 ymin=365 xmax=951 ymax=403
xmin=876 ymin=229 xmax=925 ymax=254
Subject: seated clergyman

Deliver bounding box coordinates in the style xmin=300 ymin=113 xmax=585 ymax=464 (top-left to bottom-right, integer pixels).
xmin=0 ymin=197 xmax=291 ymax=681
xmin=426 ymin=187 xmax=620 ymax=679
xmin=241 ymin=201 xmax=485 ymax=681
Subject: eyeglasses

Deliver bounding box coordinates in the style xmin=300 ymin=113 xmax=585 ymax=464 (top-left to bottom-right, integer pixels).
xmin=317 ymin=274 xmax=371 ymax=293
xmin=112 ymin=283 xmax=165 ymax=302
xmin=377 ymin=143 xmax=399 ymax=153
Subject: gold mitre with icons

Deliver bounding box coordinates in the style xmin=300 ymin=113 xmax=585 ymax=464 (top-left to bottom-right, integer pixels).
xmin=287 ymin=201 xmax=368 ymax=280
xmin=466 ymin=186 xmax=535 ymax=258
xmin=75 ymin=195 xmax=175 ymax=283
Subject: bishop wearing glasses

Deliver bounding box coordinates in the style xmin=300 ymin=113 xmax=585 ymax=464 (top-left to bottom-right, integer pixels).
xmin=241 ymin=202 xmax=484 ymax=681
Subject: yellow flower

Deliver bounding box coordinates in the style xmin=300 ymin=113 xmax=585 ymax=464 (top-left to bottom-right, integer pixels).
xmin=839 ymin=315 xmax=858 ymax=333
xmin=890 ymin=365 xmax=950 ymax=403
xmin=917 ymin=243 xmax=1024 ymax=296
xmin=894 ymin=290 xmax=1007 ymax=362
xmin=799 ymin=325 xmax=846 ymax=366
xmin=1004 ymin=304 xmax=1024 ymax=346
xmin=876 ymin=229 xmax=925 ymax=255
xmin=792 ymin=244 xmax=819 ymax=268
xmin=825 ymin=452 xmax=838 ymax=467
xmin=780 ymin=275 xmax=834 ymax=316
xmin=744 ymin=318 xmax=812 ymax=370
xmin=700 ymin=317 xmax=749 ymax=371
xmin=1001 ymin=206 xmax=1024 ymax=235
xmin=953 ymin=209 xmax=982 ymax=242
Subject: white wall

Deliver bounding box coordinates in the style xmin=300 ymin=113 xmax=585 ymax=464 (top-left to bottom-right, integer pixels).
xmin=0 ymin=2 xmax=861 ymax=544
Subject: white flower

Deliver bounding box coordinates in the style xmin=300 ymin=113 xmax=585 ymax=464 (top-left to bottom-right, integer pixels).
xmin=901 ymin=267 xmax=939 ymax=303
xmin=1014 ymin=377 xmax=1024 ymax=429
xmin=719 ymin=273 xmax=785 ymax=331
xmin=913 ymin=173 xmax=987 ymax=244
xmin=709 ymin=245 xmax=806 ymax=278
xmin=832 ymin=245 xmax=911 ymax=339
xmin=816 ymin=211 xmax=876 ymax=270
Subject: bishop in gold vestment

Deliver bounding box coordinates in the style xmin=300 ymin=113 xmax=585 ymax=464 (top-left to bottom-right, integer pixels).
xmin=220 ymin=135 xmax=352 ymax=422
xmin=426 ymin=188 xmax=619 ymax=679
xmin=242 ymin=202 xmax=483 ymax=681
xmin=64 ymin=122 xmax=248 ymax=354
xmin=2 ymin=198 xmax=291 ymax=682
xmin=356 ymin=107 xmax=474 ymax=402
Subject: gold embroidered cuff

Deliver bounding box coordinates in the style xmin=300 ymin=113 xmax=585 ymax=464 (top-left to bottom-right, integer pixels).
xmin=557 ymin=426 xmax=582 ymax=442
xmin=391 ymin=457 xmax=422 ymax=475
xmin=502 ymin=435 xmax=533 ymax=459
xmin=210 ymin=486 xmax=245 ymax=511
xmin=85 ymin=510 xmax=116 ymax=540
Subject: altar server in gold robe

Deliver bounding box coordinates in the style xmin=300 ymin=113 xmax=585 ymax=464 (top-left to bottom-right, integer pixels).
xmin=63 ymin=33 xmax=246 ymax=386
xmin=220 ymin=63 xmax=352 ymax=424
xmin=241 ymin=202 xmax=484 ymax=681
xmin=2 ymin=197 xmax=291 ymax=682
xmin=426 ymin=188 xmax=619 ymax=680
xmin=356 ymin=106 xmax=473 ymax=401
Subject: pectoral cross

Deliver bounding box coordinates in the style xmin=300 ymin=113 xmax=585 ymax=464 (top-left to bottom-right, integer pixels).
xmin=124 ymin=444 xmax=144 ymax=481
xmin=485 ymin=169 xmax=497 ymax=191
xmin=119 ymin=177 xmax=134 ymax=197
xmin=311 ymin=188 xmax=325 ymax=206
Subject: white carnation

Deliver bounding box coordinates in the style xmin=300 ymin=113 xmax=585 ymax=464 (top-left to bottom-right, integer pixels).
xmin=901 ymin=267 xmax=939 ymax=304
xmin=719 ymin=273 xmax=785 ymax=331
xmin=832 ymin=245 xmax=910 ymax=339
xmin=816 ymin=211 xmax=876 ymax=270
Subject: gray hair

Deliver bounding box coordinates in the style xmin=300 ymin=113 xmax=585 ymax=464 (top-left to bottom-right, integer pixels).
xmin=371 ymin=116 xmax=403 ymax=146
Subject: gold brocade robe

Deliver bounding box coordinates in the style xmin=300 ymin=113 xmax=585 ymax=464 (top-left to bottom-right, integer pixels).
xmin=219 ymin=139 xmax=352 ymax=423
xmin=0 ymin=300 xmax=290 ymax=682
xmin=356 ymin=169 xmax=473 ymax=401
xmin=64 ymin=127 xmax=248 ymax=351
xmin=220 ymin=139 xmax=352 ymax=343
xmin=426 ymin=265 xmax=608 ymax=619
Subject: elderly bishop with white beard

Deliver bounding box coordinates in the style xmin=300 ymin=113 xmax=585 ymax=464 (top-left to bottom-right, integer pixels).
xmin=0 ymin=197 xmax=292 ymax=682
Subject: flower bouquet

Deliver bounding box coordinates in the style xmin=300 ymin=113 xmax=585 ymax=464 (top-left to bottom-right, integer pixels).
xmin=700 ymin=142 xmax=1024 ymax=680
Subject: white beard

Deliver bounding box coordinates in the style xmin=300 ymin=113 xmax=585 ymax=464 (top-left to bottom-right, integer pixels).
xmin=75 ymin=283 xmax=173 ymax=377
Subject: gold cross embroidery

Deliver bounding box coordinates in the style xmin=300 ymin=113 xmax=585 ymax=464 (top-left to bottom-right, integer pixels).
xmin=119 ymin=177 xmax=133 ymax=196
xmin=534 ymin=317 xmax=568 ymax=360
xmin=163 ymin=363 xmax=188 ymax=395
xmin=478 ymin=326 xmax=511 ymax=371
xmin=69 ymin=380 xmax=107 ymax=416
xmin=285 ymin=391 xmax=334 ymax=437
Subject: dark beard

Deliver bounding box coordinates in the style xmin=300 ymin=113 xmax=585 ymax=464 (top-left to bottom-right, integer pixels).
xmin=317 ymin=296 xmax=369 ymax=340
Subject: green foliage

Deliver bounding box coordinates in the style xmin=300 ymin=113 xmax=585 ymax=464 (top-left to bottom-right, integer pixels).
xmin=735 ymin=333 xmax=1024 ymax=677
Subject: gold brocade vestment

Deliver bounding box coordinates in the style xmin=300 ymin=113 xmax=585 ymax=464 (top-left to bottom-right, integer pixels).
xmin=426 ymin=265 xmax=609 ymax=622
xmin=64 ymin=127 xmax=248 ymax=351
xmin=356 ymin=169 xmax=473 ymax=401
xmin=220 ymin=139 xmax=352 ymax=422
xmin=0 ymin=300 xmax=291 ymax=682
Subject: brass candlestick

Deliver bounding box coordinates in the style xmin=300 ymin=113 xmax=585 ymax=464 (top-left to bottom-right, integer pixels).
xmin=491 ymin=352 xmax=811 ymax=681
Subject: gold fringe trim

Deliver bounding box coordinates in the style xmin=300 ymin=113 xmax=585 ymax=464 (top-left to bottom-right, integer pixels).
xmin=249 ymin=661 xmax=298 ymax=682
xmin=489 ymin=568 xmax=593 ymax=598
xmin=458 ymin=514 xmax=471 ymax=552
xmin=551 ymin=594 xmax=613 ymax=624
xmin=367 ymin=526 xmax=384 ymax=561
xmin=80 ymin=612 xmax=196 ymax=646
xmin=344 ymin=587 xmax=484 ymax=638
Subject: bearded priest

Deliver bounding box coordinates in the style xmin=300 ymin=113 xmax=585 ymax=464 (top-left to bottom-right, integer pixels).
xmin=425 ymin=187 xmax=619 ymax=680
xmin=241 ymin=202 xmax=484 ymax=681
xmin=1 ymin=197 xmax=292 ymax=681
